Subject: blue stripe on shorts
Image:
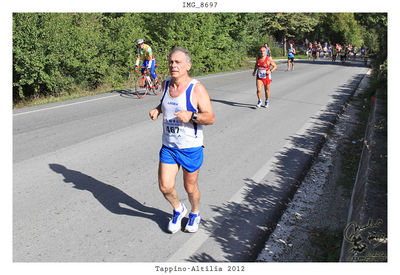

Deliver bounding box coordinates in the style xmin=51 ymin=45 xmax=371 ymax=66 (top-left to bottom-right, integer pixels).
xmin=159 ymin=145 xmax=204 ymax=173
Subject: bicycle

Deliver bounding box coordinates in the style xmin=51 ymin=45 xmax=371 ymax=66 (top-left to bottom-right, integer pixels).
xmin=135 ymin=65 xmax=163 ymax=99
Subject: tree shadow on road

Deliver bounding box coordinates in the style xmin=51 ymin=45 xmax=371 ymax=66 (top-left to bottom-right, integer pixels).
xmin=49 ymin=163 xmax=170 ymax=233
xmin=296 ymin=59 xmax=370 ymax=68
xmin=186 ymin=178 xmax=287 ymax=262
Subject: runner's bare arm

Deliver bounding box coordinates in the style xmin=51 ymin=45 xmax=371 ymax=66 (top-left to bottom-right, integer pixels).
xmin=269 ymin=58 xmax=277 ymax=73
xmin=149 ymin=81 xmax=165 ymax=120
xmin=192 ymin=82 xmax=215 ymax=125
xmin=252 ymin=59 xmax=258 ymax=76
xmin=174 ymin=82 xmax=214 ymax=125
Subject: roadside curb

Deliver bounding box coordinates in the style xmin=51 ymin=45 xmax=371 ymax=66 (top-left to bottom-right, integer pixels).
xmin=256 ymin=69 xmax=372 ymax=261
xmin=339 ymin=83 xmax=387 ymax=261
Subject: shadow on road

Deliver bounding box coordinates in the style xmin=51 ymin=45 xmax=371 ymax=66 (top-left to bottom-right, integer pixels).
xmin=49 ymin=163 xmax=170 ymax=233
xmin=111 ymin=89 xmax=140 ymax=99
xmin=295 ymin=59 xmax=369 ymax=68
xmin=111 ymin=89 xmax=160 ymax=99
xmin=211 ymin=98 xmax=256 ymax=109
xmin=187 ymin=178 xmax=287 ymax=262
xmin=187 ymin=73 xmax=367 ymax=262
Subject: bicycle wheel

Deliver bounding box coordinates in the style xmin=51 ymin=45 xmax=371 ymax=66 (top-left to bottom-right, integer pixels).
xmin=135 ymin=75 xmax=148 ymax=99
xmin=152 ymin=73 xmax=163 ymax=95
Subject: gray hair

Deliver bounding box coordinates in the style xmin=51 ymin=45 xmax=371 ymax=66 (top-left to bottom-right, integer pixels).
xmin=169 ymin=47 xmax=192 ymax=63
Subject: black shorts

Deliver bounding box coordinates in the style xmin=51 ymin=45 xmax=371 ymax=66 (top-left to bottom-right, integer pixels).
xmin=288 ymin=57 xmax=294 ymax=62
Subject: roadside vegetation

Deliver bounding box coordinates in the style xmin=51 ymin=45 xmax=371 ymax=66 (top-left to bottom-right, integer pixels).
xmin=13 ymin=13 xmax=386 ymax=108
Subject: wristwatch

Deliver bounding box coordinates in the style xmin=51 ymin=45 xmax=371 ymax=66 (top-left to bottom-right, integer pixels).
xmin=191 ymin=112 xmax=198 ymax=122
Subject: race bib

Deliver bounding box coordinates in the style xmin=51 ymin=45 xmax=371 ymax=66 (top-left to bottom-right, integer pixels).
xmin=164 ymin=107 xmax=184 ymax=137
xmin=164 ymin=118 xmax=184 ymax=136
xmin=257 ymin=69 xmax=267 ymax=79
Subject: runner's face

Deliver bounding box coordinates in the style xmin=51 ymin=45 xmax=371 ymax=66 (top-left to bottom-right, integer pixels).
xmin=169 ymin=51 xmax=191 ymax=78
xmin=260 ymin=49 xmax=267 ymax=57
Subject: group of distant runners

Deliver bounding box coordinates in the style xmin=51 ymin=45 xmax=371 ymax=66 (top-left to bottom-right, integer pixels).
xmin=306 ymin=41 xmax=369 ymax=64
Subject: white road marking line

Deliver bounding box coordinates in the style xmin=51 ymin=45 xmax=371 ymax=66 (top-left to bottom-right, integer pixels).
xmin=13 ymin=94 xmax=120 ymax=117
xmin=13 ymin=70 xmax=252 ymax=117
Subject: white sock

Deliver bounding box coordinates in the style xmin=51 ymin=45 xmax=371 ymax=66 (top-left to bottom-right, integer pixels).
xmin=174 ymin=203 xmax=183 ymax=212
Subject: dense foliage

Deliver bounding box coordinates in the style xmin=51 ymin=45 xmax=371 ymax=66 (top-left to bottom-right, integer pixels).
xmin=12 ymin=13 xmax=387 ymax=104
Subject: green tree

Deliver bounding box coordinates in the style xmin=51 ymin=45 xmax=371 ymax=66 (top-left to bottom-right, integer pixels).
xmin=316 ymin=13 xmax=363 ymax=45
xmin=355 ymin=13 xmax=387 ymax=63
xmin=261 ymin=13 xmax=319 ymax=55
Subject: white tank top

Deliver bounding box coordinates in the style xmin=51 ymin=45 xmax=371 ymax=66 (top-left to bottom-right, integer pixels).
xmin=160 ymin=78 xmax=203 ymax=149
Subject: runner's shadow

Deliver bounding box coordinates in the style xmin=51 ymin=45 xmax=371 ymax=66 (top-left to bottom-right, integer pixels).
xmin=211 ymin=99 xmax=257 ymax=109
xmin=49 ymin=163 xmax=169 ymax=233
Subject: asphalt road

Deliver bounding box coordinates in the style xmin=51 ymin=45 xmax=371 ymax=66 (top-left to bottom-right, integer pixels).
xmin=13 ymin=59 xmax=369 ymax=262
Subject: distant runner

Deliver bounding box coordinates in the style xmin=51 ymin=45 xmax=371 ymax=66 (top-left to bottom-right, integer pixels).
xmin=252 ymin=46 xmax=277 ymax=108
xmin=287 ymin=43 xmax=296 ymax=71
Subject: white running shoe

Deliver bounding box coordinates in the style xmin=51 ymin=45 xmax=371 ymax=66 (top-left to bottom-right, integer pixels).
xmin=185 ymin=212 xmax=202 ymax=233
xmin=263 ymin=101 xmax=269 ymax=108
xmin=168 ymin=203 xmax=187 ymax=234
xmin=256 ymin=101 xmax=262 ymax=108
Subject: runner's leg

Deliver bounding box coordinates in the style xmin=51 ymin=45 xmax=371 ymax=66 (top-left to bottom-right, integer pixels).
xmin=256 ymin=79 xmax=263 ymax=102
xmin=265 ymin=83 xmax=270 ymax=102
xmin=158 ymin=162 xmax=181 ymax=209
xmin=183 ymin=169 xmax=200 ymax=213
xmin=141 ymin=60 xmax=148 ymax=75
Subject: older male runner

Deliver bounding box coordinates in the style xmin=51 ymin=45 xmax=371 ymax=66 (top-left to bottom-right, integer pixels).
xmin=149 ymin=47 xmax=215 ymax=234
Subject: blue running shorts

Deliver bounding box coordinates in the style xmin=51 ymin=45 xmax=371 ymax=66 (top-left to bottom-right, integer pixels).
xmin=159 ymin=145 xmax=204 ymax=173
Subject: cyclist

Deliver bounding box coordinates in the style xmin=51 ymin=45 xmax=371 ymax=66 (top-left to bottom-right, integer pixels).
xmin=287 ymin=43 xmax=296 ymax=71
xmin=136 ymin=39 xmax=158 ymax=86
xmin=252 ymin=46 xmax=277 ymax=108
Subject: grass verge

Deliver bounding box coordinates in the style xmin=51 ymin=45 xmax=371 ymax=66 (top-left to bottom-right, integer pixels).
xmin=13 ymin=55 xmax=309 ymax=109
xmin=308 ymin=228 xmax=343 ymax=261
